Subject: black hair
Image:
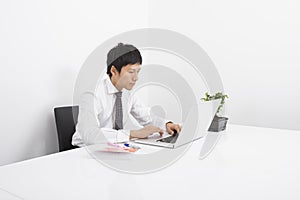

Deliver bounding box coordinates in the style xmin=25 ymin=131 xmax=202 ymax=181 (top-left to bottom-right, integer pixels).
xmin=106 ymin=43 xmax=142 ymax=78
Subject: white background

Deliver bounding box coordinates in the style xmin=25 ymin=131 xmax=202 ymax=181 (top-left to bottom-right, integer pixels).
xmin=0 ymin=0 xmax=300 ymax=166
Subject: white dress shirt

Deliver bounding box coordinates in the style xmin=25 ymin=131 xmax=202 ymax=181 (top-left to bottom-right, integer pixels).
xmin=72 ymin=74 xmax=168 ymax=147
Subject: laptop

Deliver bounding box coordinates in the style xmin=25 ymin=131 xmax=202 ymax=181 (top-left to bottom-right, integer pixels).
xmin=133 ymin=99 xmax=221 ymax=148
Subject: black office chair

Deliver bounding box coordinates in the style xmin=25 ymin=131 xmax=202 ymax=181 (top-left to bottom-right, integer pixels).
xmin=54 ymin=105 xmax=79 ymax=152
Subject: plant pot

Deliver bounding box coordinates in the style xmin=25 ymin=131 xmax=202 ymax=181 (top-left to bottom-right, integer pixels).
xmin=208 ymin=115 xmax=229 ymax=132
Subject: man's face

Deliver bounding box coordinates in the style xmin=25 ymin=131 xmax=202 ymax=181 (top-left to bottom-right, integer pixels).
xmin=113 ymin=63 xmax=141 ymax=91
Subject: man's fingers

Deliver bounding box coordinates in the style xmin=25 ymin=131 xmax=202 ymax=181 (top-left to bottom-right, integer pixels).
xmin=166 ymin=124 xmax=182 ymax=135
xmin=175 ymin=125 xmax=181 ymax=133
xmin=152 ymin=126 xmax=163 ymax=136
xmin=165 ymin=125 xmax=171 ymax=134
xmin=158 ymin=129 xmax=164 ymax=136
xmin=171 ymin=127 xmax=177 ymax=135
xmin=171 ymin=124 xmax=181 ymax=134
xmin=168 ymin=128 xmax=173 ymax=134
xmin=159 ymin=131 xmax=163 ymax=136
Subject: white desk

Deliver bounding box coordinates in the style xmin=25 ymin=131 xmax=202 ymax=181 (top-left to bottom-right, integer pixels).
xmin=1 ymin=124 xmax=300 ymax=200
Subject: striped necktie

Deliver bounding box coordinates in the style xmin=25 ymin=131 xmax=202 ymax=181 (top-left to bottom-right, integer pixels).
xmin=114 ymin=91 xmax=123 ymax=130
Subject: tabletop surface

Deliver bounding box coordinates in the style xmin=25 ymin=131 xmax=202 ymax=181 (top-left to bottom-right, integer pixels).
xmin=1 ymin=124 xmax=300 ymax=200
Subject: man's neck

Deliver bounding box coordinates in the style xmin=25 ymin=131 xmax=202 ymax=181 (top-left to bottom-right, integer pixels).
xmin=110 ymin=76 xmax=122 ymax=91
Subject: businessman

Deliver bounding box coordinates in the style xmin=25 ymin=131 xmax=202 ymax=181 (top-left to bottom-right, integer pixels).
xmin=72 ymin=43 xmax=181 ymax=147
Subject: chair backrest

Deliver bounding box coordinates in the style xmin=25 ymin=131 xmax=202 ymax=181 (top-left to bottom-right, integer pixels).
xmin=54 ymin=106 xmax=79 ymax=152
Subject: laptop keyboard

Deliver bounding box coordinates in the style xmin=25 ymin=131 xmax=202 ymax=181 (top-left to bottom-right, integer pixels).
xmin=157 ymin=133 xmax=179 ymax=144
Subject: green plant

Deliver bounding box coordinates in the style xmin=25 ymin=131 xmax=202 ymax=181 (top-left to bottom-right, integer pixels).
xmin=201 ymin=92 xmax=229 ymax=115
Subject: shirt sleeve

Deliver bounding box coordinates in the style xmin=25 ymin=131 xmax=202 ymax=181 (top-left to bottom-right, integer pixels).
xmin=74 ymin=92 xmax=130 ymax=146
xmin=129 ymin=94 xmax=169 ymax=132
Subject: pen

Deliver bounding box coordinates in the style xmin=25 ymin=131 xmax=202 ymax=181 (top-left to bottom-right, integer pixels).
xmin=124 ymin=143 xmax=141 ymax=149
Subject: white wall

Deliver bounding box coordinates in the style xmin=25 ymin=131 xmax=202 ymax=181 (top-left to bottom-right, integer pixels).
xmin=148 ymin=0 xmax=300 ymax=130
xmin=1 ymin=0 xmax=300 ymax=166
xmin=0 ymin=0 xmax=148 ymax=166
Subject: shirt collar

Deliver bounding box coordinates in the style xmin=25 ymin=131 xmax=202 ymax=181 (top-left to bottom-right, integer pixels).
xmin=103 ymin=74 xmax=121 ymax=94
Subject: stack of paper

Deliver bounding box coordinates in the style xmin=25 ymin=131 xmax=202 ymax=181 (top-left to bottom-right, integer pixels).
xmin=99 ymin=142 xmax=140 ymax=153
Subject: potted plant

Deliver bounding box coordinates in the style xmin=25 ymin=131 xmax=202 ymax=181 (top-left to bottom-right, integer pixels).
xmin=201 ymin=92 xmax=229 ymax=132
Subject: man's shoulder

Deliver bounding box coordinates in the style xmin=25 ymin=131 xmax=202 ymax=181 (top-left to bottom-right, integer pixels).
xmin=94 ymin=75 xmax=109 ymax=95
xmin=123 ymin=89 xmax=139 ymax=104
xmin=79 ymin=80 xmax=106 ymax=100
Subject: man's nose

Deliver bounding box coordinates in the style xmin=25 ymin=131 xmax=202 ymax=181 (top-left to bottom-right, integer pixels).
xmin=133 ymin=73 xmax=138 ymax=81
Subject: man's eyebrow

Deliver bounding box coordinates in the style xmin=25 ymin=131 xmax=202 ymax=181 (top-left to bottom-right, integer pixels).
xmin=129 ymin=68 xmax=141 ymax=71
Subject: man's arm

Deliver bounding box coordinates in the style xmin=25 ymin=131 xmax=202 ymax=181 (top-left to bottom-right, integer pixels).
xmin=129 ymin=94 xmax=181 ymax=136
xmin=74 ymin=92 xmax=130 ymax=146
xmin=129 ymin=95 xmax=168 ymax=129
xmin=129 ymin=125 xmax=164 ymax=139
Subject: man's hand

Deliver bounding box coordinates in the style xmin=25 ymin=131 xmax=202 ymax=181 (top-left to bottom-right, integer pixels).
xmin=130 ymin=125 xmax=163 ymax=139
xmin=166 ymin=122 xmax=181 ymax=135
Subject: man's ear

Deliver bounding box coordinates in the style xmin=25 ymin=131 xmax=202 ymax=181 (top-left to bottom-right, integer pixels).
xmin=110 ymin=65 xmax=119 ymax=76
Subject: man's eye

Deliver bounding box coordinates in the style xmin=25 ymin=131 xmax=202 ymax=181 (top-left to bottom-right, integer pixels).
xmin=128 ymin=71 xmax=134 ymax=73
